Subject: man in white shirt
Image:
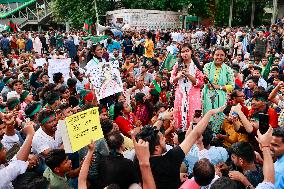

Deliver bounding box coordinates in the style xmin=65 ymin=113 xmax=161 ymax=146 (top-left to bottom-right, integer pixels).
xmin=32 ymin=110 xmax=62 ymax=157
xmin=0 ymin=119 xmax=35 ymax=189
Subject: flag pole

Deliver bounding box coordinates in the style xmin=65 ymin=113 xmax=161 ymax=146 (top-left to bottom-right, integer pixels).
xmin=94 ymin=0 xmax=100 ymax=35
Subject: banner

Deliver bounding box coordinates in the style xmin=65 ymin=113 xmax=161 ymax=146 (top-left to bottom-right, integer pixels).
xmin=59 ymin=107 xmax=103 ymax=153
xmin=85 ymin=60 xmax=123 ymax=100
xmin=48 ymin=58 xmax=71 ymax=83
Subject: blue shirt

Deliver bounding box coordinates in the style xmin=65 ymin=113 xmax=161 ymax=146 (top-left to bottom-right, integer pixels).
xmin=275 ymin=155 xmax=284 ymax=188
xmin=107 ymin=41 xmax=121 ymax=53
xmin=1 ymin=38 xmax=10 ymax=49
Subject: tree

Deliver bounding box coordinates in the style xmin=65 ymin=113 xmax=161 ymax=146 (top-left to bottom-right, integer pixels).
xmin=188 ymin=0 xmax=211 ymax=19
xmin=51 ymin=0 xmax=115 ymax=28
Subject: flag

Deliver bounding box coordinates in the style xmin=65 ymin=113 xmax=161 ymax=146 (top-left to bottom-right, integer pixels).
xmin=83 ymin=19 xmax=95 ymax=35
xmin=152 ymin=80 xmax=161 ymax=93
xmin=160 ymin=53 xmax=177 ymax=72
xmin=6 ymin=20 xmax=17 ymax=32
xmin=262 ymin=56 xmax=274 ymax=80
xmin=82 ymin=35 xmax=109 ymax=44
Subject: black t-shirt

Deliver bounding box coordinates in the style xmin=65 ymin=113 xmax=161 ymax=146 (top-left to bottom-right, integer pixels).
xmin=97 ymin=154 xmax=139 ymax=189
xmin=135 ymin=146 xmax=185 ymax=189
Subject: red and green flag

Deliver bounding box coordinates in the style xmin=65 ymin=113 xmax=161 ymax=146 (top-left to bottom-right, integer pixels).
xmin=6 ymin=20 xmax=17 ymax=32
xmin=83 ymin=19 xmax=95 ymax=35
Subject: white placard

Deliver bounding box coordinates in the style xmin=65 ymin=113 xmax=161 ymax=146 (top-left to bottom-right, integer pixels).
xmin=34 ymin=58 xmax=46 ymax=68
xmin=48 ymin=58 xmax=71 ymax=83
xmin=85 ymin=59 xmax=123 ymax=100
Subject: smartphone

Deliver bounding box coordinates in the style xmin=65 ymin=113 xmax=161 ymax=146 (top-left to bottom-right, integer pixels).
xmin=258 ymin=113 xmax=269 ymax=134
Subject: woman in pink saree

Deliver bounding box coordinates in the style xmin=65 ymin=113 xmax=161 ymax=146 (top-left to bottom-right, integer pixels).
xmin=170 ymin=43 xmax=204 ymax=130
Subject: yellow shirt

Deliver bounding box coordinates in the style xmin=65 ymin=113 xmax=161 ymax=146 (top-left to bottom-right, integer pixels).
xmin=122 ymin=63 xmax=134 ymax=72
xmin=144 ymin=39 xmax=154 ymax=58
xmin=222 ymin=118 xmax=248 ymax=148
xmin=16 ymin=39 xmax=26 ymax=50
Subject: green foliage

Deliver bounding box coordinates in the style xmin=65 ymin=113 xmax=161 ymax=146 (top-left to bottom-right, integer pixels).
xmin=120 ymin=0 xmax=189 ymax=11
xmin=188 ymin=0 xmax=211 ymax=18
xmin=51 ymin=0 xmax=272 ymax=28
xmin=51 ymin=0 xmax=114 ymax=28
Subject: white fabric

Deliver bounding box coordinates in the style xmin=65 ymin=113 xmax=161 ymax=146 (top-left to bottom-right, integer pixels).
xmin=32 ymin=127 xmax=62 ymax=155
xmin=1 ymin=134 xmax=20 ymax=151
xmin=0 ymin=160 xmax=28 ymax=189
xmin=255 ymin=182 xmax=275 ymax=189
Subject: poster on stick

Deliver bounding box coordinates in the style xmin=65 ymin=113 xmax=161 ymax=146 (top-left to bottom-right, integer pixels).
xmin=59 ymin=107 xmax=103 ymax=153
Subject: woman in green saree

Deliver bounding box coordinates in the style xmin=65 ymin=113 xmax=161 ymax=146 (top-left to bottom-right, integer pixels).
xmin=202 ymin=46 xmax=235 ymax=133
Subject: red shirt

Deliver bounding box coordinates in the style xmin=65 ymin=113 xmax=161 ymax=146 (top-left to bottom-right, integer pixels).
xmin=249 ymin=107 xmax=278 ymax=128
xmin=114 ymin=116 xmax=134 ymax=137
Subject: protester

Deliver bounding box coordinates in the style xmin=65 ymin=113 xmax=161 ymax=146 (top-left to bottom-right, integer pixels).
xmin=1 ymin=23 xmax=284 ymax=189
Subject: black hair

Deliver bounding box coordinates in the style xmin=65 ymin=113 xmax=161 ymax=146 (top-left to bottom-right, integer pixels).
xmin=230 ymin=89 xmax=243 ymax=99
xmin=58 ymin=85 xmax=68 ymax=94
xmin=113 ymin=102 xmax=124 ymax=120
xmin=45 ymin=149 xmax=67 ymax=171
xmin=40 ymin=83 xmax=57 ymax=99
xmin=69 ymin=95 xmax=79 ymax=108
xmin=38 ymin=109 xmax=56 ymax=125
xmin=12 ymin=79 xmax=23 ymax=86
xmin=270 ymin=67 xmax=279 ymax=73
xmin=181 ymin=43 xmax=193 ymax=51
xmin=136 ymin=125 xmax=160 ymax=155
xmin=231 ymin=64 xmax=240 ymax=72
xmin=12 ymin=172 xmax=49 ymax=189
xmin=193 ymin=158 xmax=215 ymax=186
xmin=202 ymin=128 xmax=213 ymax=148
xmin=154 ymin=102 xmax=167 ymax=113
xmin=246 ymin=75 xmax=259 ymax=84
xmin=53 ymin=72 xmax=63 ymax=84
xmin=100 ymin=118 xmax=114 ymax=136
xmin=67 ymin=78 xmax=77 ymax=88
xmin=24 ymin=102 xmax=41 ymax=119
xmin=273 ymin=127 xmax=284 ymax=143
xmin=253 ymin=66 xmax=262 ymax=72
xmin=210 ymin=177 xmax=238 ymax=189
xmin=106 ymin=131 xmax=124 ymax=151
xmin=134 ymin=92 xmax=145 ymax=104
xmin=252 ymin=89 xmax=268 ymax=101
xmin=176 ymin=129 xmax=186 ymax=144
xmin=230 ymin=142 xmax=255 ymax=163
xmin=45 ymin=91 xmax=60 ymax=105
xmin=213 ymin=46 xmax=227 ymax=56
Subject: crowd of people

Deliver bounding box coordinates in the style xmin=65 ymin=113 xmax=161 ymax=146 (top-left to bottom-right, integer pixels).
xmin=0 ymin=17 xmax=284 ymax=189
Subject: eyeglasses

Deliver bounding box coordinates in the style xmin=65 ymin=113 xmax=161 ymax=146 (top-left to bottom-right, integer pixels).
xmin=214 ymin=54 xmax=225 ymax=57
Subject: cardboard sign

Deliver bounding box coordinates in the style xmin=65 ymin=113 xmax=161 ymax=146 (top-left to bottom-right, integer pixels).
xmin=48 ymin=58 xmax=71 ymax=83
xmin=60 ymin=107 xmax=103 ymax=153
xmin=85 ymin=59 xmax=123 ymax=100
